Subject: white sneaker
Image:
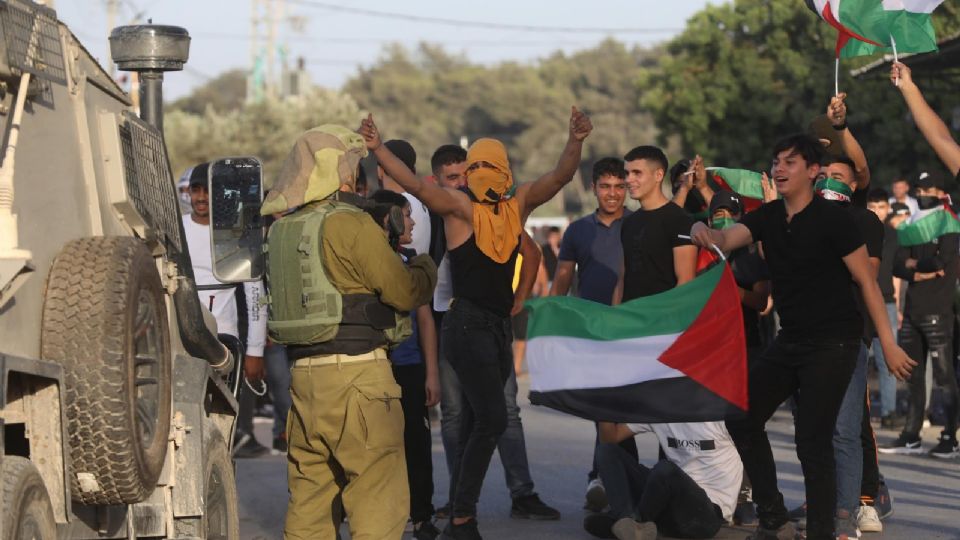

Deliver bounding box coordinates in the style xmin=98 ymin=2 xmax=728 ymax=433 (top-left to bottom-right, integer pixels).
xmin=857 ymin=504 xmax=882 ymax=533
xmin=584 ymin=478 xmax=607 ymax=512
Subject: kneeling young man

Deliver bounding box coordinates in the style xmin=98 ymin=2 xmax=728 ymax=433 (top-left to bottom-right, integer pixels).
xmin=690 ymin=134 xmax=915 ymax=540
xmin=586 ymin=421 xmax=742 ymax=540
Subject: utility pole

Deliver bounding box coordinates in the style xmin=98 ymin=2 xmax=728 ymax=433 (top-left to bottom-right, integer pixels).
xmin=248 ymin=0 xmax=263 ymax=103
xmin=105 ymin=0 xmax=119 ymax=76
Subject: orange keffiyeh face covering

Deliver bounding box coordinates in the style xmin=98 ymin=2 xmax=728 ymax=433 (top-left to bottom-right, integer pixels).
xmin=465 ymin=138 xmax=522 ymax=263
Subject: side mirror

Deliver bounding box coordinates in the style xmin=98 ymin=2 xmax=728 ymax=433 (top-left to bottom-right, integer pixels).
xmin=208 ymin=157 xmax=264 ymax=282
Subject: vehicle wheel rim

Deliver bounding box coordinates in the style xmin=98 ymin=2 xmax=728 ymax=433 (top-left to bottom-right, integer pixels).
xmin=206 ymin=464 xmax=229 ymax=540
xmin=133 ymin=289 xmax=162 ymax=447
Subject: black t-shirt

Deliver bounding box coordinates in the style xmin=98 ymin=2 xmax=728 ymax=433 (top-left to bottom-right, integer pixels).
xmin=740 ymin=197 xmax=864 ymax=342
xmin=620 ymin=203 xmax=694 ymax=301
xmin=878 ymin=222 xmax=899 ymax=303
xmin=848 ymin=205 xmax=884 ymax=339
xmin=894 ymin=232 xmax=960 ymax=318
xmin=730 ymin=244 xmax=770 ymax=348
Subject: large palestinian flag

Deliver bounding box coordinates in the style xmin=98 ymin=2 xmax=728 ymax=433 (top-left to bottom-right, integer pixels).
xmin=525 ymin=263 xmax=747 ymax=423
xmin=806 ymin=0 xmax=945 ymax=58
xmin=897 ymin=202 xmax=960 ymax=246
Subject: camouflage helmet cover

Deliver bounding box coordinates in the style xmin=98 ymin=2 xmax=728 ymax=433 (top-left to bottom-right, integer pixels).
xmin=260 ymin=124 xmax=368 ymax=215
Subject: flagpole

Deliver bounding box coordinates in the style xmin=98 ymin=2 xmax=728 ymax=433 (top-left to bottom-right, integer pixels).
xmin=835 ymin=57 xmax=840 ymax=96
xmin=678 ymin=235 xmax=727 ymax=261
xmin=891 ymin=34 xmax=900 ymax=87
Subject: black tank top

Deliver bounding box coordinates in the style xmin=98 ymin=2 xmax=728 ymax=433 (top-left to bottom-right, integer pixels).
xmin=449 ymin=234 xmax=519 ymax=318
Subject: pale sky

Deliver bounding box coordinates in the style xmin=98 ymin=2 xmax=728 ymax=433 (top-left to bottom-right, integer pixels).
xmin=53 ymin=0 xmax=721 ymax=100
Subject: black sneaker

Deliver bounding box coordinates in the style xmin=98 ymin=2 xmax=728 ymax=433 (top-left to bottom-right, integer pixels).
xmin=878 ymin=433 xmax=923 ymax=455
xmin=928 ymin=433 xmax=959 ymax=459
xmin=874 ymin=480 xmax=894 ymax=520
xmin=272 ymin=436 xmax=288 ymax=455
xmin=734 ymin=501 xmax=759 ymax=526
xmin=232 ymin=432 xmax=270 ymax=459
xmin=441 ymin=518 xmax=481 ymax=540
xmin=510 ymin=493 xmax=560 ymax=520
xmin=582 ymin=512 xmax=616 ymax=539
xmin=413 ymin=521 xmax=442 ymax=540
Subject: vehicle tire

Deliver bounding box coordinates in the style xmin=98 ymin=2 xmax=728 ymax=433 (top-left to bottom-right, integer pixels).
xmin=40 ymin=237 xmax=172 ymax=505
xmin=201 ymin=433 xmax=240 ymax=540
xmin=1 ymin=457 xmax=57 ymax=540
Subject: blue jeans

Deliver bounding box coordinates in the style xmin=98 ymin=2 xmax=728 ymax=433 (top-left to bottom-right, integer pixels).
xmin=834 ymin=343 xmax=868 ymax=517
xmin=264 ymin=343 xmax=293 ymax=440
xmin=870 ymin=303 xmax=899 ymax=417
xmin=438 ymin=320 xmax=535 ymax=505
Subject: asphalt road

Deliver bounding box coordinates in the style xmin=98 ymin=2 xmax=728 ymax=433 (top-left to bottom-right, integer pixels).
xmin=237 ymin=375 xmax=960 ymax=540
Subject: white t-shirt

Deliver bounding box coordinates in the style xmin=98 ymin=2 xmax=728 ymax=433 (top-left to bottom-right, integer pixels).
xmin=182 ymin=215 xmax=267 ymax=356
xmin=402 ymin=192 xmax=431 ymax=256
xmin=626 ymin=422 xmax=742 ymax=522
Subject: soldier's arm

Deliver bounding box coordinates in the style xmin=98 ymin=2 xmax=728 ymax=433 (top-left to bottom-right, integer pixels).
xmin=348 ymin=215 xmax=438 ymax=311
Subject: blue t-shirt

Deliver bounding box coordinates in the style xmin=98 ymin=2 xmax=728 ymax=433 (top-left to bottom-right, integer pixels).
xmin=557 ymin=209 xmax=632 ymax=305
xmin=390 ymin=314 xmax=422 ymax=365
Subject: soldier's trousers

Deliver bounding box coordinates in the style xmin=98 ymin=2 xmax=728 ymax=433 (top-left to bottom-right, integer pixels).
xmin=283 ymin=356 xmax=408 ymax=540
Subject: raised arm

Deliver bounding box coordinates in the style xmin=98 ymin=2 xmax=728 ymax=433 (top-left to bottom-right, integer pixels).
xmin=828 ymin=93 xmax=871 ymax=189
xmin=517 ymin=107 xmax=593 ymax=219
xmin=359 ymin=114 xmax=470 ymax=218
xmin=892 ymin=62 xmax=960 ymax=177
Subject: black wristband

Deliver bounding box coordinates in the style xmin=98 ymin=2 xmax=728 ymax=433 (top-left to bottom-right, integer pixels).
xmin=832 ymin=122 xmax=847 ymax=131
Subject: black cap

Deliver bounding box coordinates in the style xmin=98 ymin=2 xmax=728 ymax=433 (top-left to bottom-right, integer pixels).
xmin=383 ymin=139 xmax=417 ymax=175
xmin=709 ymin=190 xmax=743 ymax=216
xmin=916 ymin=171 xmax=943 ymax=190
xmin=188 ymin=162 xmax=209 ymax=187
xmin=890 ymin=202 xmax=911 ymax=216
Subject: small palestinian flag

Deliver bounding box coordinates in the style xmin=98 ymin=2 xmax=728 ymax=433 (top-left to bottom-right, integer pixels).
xmin=707 ymin=168 xmax=765 ymax=213
xmin=897 ymin=202 xmax=960 ymax=246
xmin=525 ymin=263 xmax=747 ymax=423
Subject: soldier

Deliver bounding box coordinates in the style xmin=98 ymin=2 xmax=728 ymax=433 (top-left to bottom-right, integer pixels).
xmin=260 ymin=125 xmax=437 ymax=540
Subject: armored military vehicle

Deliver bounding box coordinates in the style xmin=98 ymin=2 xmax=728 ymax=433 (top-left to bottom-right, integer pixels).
xmin=0 ymin=1 xmax=251 ymax=537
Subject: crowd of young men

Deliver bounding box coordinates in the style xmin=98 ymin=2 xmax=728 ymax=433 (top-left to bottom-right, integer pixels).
xmin=215 ymin=59 xmax=960 ymax=540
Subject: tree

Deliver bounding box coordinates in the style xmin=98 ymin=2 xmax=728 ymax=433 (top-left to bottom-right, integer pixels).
xmin=165 ymin=88 xmax=363 ymax=183
xmin=169 ymin=69 xmax=248 ymax=115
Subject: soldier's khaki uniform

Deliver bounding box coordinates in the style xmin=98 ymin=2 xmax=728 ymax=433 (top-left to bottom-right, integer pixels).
xmin=263 ymin=126 xmax=436 ymax=540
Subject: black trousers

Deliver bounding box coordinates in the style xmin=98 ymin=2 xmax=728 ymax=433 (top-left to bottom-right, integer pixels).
xmin=899 ymin=313 xmax=959 ymax=437
xmin=392 ymin=362 xmax=435 ymax=523
xmin=441 ymin=299 xmax=513 ymax=519
xmin=725 ymin=339 xmax=858 ymax=540
xmin=597 ymin=443 xmax=723 ymax=539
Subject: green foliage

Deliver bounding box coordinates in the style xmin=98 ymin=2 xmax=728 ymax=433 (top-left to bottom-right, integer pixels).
xmin=165 ymin=88 xmax=364 ymax=183
xmin=642 ymin=0 xmax=960 ymax=182
xmin=169 ymin=69 xmax=247 ymax=115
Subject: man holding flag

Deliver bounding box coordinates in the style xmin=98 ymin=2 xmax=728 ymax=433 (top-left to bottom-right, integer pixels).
xmin=690 ymin=134 xmax=915 ymax=540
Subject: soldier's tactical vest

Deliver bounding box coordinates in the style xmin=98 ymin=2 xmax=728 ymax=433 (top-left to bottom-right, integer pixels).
xmin=264 ymin=199 xmax=411 ymax=351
